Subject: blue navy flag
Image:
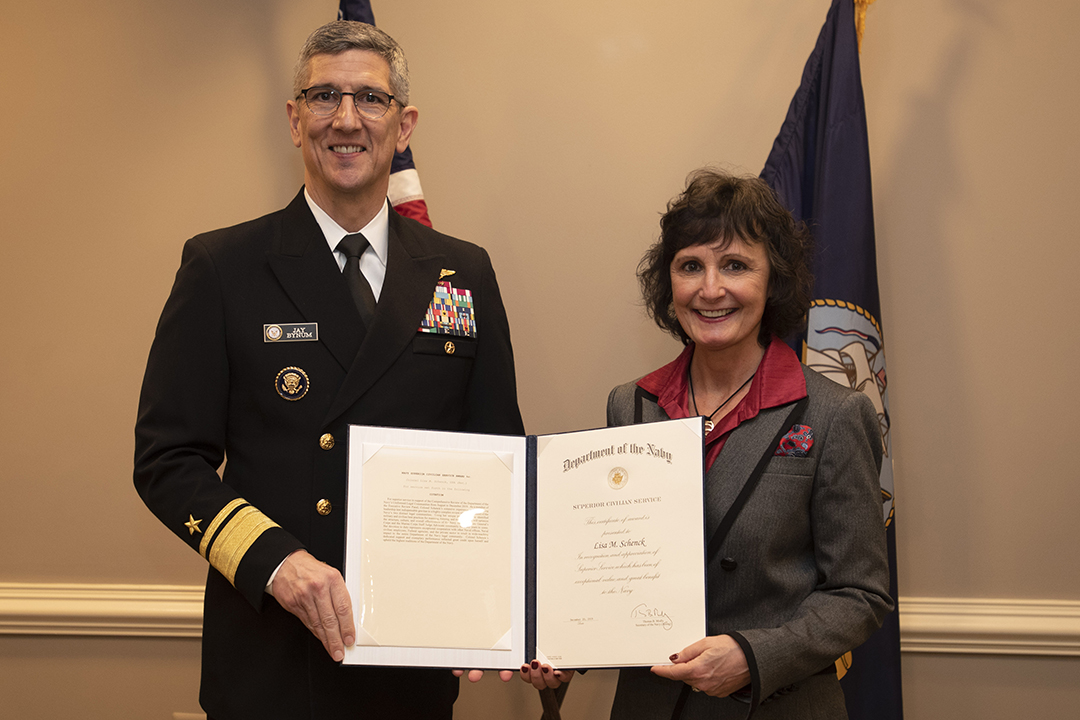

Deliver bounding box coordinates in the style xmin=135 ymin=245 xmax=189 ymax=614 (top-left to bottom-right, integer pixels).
xmin=337 ymin=0 xmax=374 ymax=24
xmin=338 ymin=0 xmax=432 ymax=226
xmin=761 ymin=1 xmax=903 ymax=719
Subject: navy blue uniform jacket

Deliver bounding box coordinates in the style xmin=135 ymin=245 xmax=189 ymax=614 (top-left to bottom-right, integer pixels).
xmin=134 ymin=190 xmax=524 ymax=719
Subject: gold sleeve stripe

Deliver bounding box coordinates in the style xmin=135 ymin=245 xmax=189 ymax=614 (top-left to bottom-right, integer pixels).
xmin=206 ymin=505 xmax=281 ymax=586
xmin=199 ymin=498 xmax=248 ymax=558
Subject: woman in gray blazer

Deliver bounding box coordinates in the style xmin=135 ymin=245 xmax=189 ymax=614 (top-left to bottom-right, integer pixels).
xmin=519 ymin=169 xmax=892 ymax=719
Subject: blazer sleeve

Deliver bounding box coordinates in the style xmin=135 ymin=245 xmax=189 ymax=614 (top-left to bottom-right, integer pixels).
xmin=461 ymin=247 xmax=525 ymax=436
xmin=134 ymin=237 xmax=304 ymax=609
xmin=730 ymin=389 xmax=893 ymax=703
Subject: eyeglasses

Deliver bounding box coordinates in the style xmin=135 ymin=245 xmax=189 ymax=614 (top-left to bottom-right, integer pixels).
xmin=299 ymin=86 xmax=396 ymax=119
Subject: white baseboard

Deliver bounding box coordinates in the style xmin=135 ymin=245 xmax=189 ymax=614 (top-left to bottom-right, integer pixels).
xmin=2 ymin=583 xmax=1079 ymax=656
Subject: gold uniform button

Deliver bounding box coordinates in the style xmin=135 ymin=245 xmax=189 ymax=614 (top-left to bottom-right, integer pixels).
xmin=319 ymin=433 xmax=335 ymax=450
xmin=444 ymin=341 xmax=456 ymax=355
xmin=316 ymin=499 xmax=332 ymax=516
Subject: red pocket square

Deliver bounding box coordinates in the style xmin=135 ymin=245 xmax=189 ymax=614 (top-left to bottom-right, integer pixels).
xmin=775 ymin=424 xmax=813 ymax=457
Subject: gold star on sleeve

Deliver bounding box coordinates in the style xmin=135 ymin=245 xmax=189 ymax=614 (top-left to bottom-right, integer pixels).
xmin=184 ymin=515 xmax=203 ymax=535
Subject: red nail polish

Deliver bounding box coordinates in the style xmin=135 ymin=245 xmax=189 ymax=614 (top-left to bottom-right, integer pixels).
xmin=520 ymin=665 xmax=529 ymax=673
xmin=531 ymin=660 xmax=539 ymax=669
xmin=669 ymin=653 xmax=679 ymax=662
xmin=542 ymin=666 xmax=549 ymax=674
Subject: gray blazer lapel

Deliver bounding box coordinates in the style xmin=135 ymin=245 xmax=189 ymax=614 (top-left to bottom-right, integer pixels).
xmin=323 ymin=211 xmax=444 ymax=424
xmin=266 ymin=191 xmax=362 ymax=372
xmin=703 ymin=402 xmax=796 ymax=539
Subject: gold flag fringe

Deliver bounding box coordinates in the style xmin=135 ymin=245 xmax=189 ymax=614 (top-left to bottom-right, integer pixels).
xmin=855 ymin=0 xmax=877 ymax=53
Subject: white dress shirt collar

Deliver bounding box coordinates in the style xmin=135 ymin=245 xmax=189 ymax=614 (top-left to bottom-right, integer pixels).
xmin=303 ymin=188 xmax=389 ymax=299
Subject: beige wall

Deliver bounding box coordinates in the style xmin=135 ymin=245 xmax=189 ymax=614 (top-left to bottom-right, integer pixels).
xmin=2 ymin=0 xmax=1078 ymax=717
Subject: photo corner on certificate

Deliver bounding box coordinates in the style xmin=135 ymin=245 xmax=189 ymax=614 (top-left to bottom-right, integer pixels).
xmin=341 ymin=418 xmax=706 ymax=670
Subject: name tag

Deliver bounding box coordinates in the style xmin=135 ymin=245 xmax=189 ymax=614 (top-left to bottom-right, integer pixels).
xmin=264 ymin=323 xmax=319 ymax=342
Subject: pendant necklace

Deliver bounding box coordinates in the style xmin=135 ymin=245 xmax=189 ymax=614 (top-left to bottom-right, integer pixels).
xmin=689 ymin=368 xmax=757 ymax=434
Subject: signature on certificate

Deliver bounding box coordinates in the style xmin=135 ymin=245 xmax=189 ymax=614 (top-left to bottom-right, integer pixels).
xmin=630 ymin=603 xmax=673 ymax=630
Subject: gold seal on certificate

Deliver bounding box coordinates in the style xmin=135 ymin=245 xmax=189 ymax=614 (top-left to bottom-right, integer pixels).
xmin=607 ymin=466 xmax=629 ymax=490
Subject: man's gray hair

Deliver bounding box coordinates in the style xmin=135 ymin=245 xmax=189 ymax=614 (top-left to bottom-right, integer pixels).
xmin=293 ymin=20 xmax=411 ymax=106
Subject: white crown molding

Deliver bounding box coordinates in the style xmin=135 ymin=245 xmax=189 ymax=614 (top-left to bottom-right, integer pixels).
xmin=2 ymin=584 xmax=1079 ymax=656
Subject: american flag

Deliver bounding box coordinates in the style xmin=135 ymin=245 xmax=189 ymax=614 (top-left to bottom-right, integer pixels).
xmin=338 ymin=0 xmax=432 ymax=227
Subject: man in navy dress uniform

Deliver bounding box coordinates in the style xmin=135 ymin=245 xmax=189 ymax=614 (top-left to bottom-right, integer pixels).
xmin=134 ymin=20 xmax=523 ymax=719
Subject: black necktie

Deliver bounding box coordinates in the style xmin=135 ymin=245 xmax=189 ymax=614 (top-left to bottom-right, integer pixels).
xmin=337 ymin=233 xmax=377 ymax=329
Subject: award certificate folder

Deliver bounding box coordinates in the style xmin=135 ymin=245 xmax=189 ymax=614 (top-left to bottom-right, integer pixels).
xmin=341 ymin=418 xmax=706 ymax=670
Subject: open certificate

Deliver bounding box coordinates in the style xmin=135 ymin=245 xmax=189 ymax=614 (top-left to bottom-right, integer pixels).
xmin=342 ymin=418 xmax=706 ymax=670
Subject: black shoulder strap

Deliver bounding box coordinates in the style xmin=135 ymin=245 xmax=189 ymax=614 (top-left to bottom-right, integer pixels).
xmin=706 ymin=396 xmax=808 ymax=562
xmin=633 ymin=386 xmax=659 ymax=424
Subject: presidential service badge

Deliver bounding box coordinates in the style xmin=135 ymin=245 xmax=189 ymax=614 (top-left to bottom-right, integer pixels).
xmin=607 ymin=467 xmax=629 ymax=490
xmin=275 ymin=366 xmax=310 ymax=401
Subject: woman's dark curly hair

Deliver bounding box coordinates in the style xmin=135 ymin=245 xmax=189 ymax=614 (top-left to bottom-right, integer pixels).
xmin=639 ymin=168 xmax=814 ymax=346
